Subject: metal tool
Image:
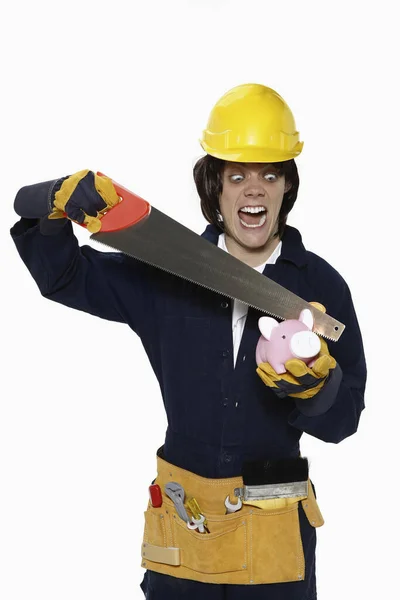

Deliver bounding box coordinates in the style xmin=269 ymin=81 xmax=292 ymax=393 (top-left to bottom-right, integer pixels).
xmin=225 ymin=495 xmax=243 ymax=514
xmin=13 ymin=173 xmax=345 ymax=341
xmin=164 ymin=482 xmax=190 ymax=522
xmin=187 ymin=514 xmax=206 ymax=533
xmin=234 ymin=457 xmax=309 ymax=510
xmin=234 ymin=481 xmax=308 ymax=501
xmin=186 ymin=497 xmax=210 ymax=533
xmin=186 ymin=498 xmax=208 ymax=526
xmin=89 ymin=174 xmax=344 ymax=342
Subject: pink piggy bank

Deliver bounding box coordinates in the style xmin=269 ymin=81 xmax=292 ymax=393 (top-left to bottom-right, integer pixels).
xmin=255 ymin=309 xmax=321 ymax=374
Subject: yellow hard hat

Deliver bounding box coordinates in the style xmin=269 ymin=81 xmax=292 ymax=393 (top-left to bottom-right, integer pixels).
xmin=200 ymin=83 xmax=303 ymax=163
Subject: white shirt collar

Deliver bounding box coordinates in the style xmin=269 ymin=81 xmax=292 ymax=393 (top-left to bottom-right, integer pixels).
xmin=217 ymin=233 xmax=282 ymax=272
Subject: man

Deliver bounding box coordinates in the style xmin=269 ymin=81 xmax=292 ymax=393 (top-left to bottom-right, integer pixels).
xmin=11 ymin=83 xmax=366 ymax=599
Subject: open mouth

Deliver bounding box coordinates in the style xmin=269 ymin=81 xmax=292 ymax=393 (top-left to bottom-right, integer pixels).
xmin=238 ymin=206 xmax=267 ymax=229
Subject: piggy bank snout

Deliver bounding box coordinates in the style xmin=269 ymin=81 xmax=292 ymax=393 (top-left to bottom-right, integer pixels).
xmin=289 ymin=331 xmax=321 ymax=360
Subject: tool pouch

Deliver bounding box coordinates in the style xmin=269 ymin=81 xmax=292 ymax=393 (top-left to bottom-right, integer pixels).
xmin=141 ymin=454 xmax=324 ymax=585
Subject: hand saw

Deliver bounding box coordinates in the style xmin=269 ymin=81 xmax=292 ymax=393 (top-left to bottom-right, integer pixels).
xmin=87 ymin=172 xmax=344 ymax=342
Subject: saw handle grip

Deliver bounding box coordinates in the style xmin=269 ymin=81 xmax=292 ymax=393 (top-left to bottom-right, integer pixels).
xmin=69 ymin=171 xmax=151 ymax=233
xmin=13 ymin=171 xmax=150 ymax=234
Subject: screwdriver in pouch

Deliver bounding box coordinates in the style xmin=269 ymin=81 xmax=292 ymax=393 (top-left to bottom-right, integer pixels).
xmin=186 ymin=497 xmax=209 ymax=533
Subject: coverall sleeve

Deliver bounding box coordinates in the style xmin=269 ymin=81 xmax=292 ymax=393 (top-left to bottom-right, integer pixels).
xmin=10 ymin=218 xmax=154 ymax=334
xmin=288 ymin=278 xmax=367 ymax=444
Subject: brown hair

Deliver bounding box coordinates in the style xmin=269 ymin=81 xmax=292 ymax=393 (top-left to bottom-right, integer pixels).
xmin=193 ymin=155 xmax=299 ymax=239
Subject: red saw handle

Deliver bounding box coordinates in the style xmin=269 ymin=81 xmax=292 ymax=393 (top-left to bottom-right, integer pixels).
xmin=64 ymin=172 xmax=151 ymax=233
xmin=96 ymin=171 xmax=151 ymax=233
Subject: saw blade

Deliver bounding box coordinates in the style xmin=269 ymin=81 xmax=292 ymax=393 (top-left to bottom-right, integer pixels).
xmin=91 ymin=208 xmax=344 ymax=341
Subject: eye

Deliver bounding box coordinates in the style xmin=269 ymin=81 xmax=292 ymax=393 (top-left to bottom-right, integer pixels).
xmin=282 ymin=335 xmax=286 ymax=339
xmin=264 ymin=172 xmax=278 ymax=182
xmin=229 ymin=174 xmax=244 ymax=183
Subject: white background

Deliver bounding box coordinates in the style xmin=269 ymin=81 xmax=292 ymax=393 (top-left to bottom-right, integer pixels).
xmin=1 ymin=1 xmax=399 ymax=598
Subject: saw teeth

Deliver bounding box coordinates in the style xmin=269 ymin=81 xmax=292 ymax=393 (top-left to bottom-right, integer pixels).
xmin=92 ymin=239 xmax=335 ymax=342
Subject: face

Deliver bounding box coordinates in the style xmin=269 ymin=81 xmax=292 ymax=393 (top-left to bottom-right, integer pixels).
xmin=219 ymin=162 xmax=290 ymax=251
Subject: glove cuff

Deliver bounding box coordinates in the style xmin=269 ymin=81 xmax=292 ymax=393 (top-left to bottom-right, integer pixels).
xmin=50 ymin=176 xmax=70 ymax=206
xmin=14 ymin=175 xmax=70 ymax=219
xmin=294 ymin=363 xmax=343 ymax=417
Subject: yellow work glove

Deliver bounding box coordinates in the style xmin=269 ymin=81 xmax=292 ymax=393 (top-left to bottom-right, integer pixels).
xmin=256 ymin=302 xmax=337 ymax=400
xmin=48 ymin=169 xmax=120 ymax=233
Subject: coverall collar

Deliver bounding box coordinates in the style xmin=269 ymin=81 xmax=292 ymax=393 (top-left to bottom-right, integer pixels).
xmin=201 ymin=223 xmax=308 ymax=268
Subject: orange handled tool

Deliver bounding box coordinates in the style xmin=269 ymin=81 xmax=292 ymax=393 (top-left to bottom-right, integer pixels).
xmin=63 ymin=172 xmax=151 ymax=233
xmin=95 ymin=172 xmax=151 ymax=233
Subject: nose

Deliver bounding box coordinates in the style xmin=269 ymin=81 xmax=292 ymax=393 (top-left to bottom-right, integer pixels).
xmin=244 ymin=178 xmax=265 ymax=198
xmin=244 ymin=187 xmax=265 ymax=198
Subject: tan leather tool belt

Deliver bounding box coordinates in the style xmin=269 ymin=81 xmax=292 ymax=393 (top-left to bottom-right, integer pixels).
xmin=141 ymin=454 xmax=324 ymax=585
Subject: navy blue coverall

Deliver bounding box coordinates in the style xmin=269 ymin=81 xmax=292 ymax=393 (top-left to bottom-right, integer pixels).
xmin=11 ymin=217 xmax=366 ymax=599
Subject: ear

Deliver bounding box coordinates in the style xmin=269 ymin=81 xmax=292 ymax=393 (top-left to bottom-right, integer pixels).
xmin=299 ymin=308 xmax=314 ymax=330
xmin=284 ymin=180 xmax=292 ymax=193
xmin=258 ymin=316 xmax=279 ymax=340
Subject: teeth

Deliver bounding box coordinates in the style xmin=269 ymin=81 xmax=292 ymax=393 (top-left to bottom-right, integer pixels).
xmin=240 ymin=206 xmax=266 ymax=214
xmin=239 ymin=214 xmax=267 ymax=228
xmin=241 ymin=207 xmax=265 ymax=214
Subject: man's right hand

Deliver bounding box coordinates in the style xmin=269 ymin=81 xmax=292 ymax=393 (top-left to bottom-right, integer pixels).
xmin=48 ymin=169 xmax=120 ymax=233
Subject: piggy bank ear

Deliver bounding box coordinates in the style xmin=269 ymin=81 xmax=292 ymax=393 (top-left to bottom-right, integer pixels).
xmin=258 ymin=316 xmax=279 ymax=340
xmin=299 ymin=308 xmax=314 ymax=330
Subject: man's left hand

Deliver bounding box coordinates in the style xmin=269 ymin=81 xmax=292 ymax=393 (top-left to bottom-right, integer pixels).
xmin=257 ymin=336 xmax=337 ymax=400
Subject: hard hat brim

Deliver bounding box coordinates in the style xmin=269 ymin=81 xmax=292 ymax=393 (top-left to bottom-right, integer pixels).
xmin=200 ymin=140 xmax=303 ymax=163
